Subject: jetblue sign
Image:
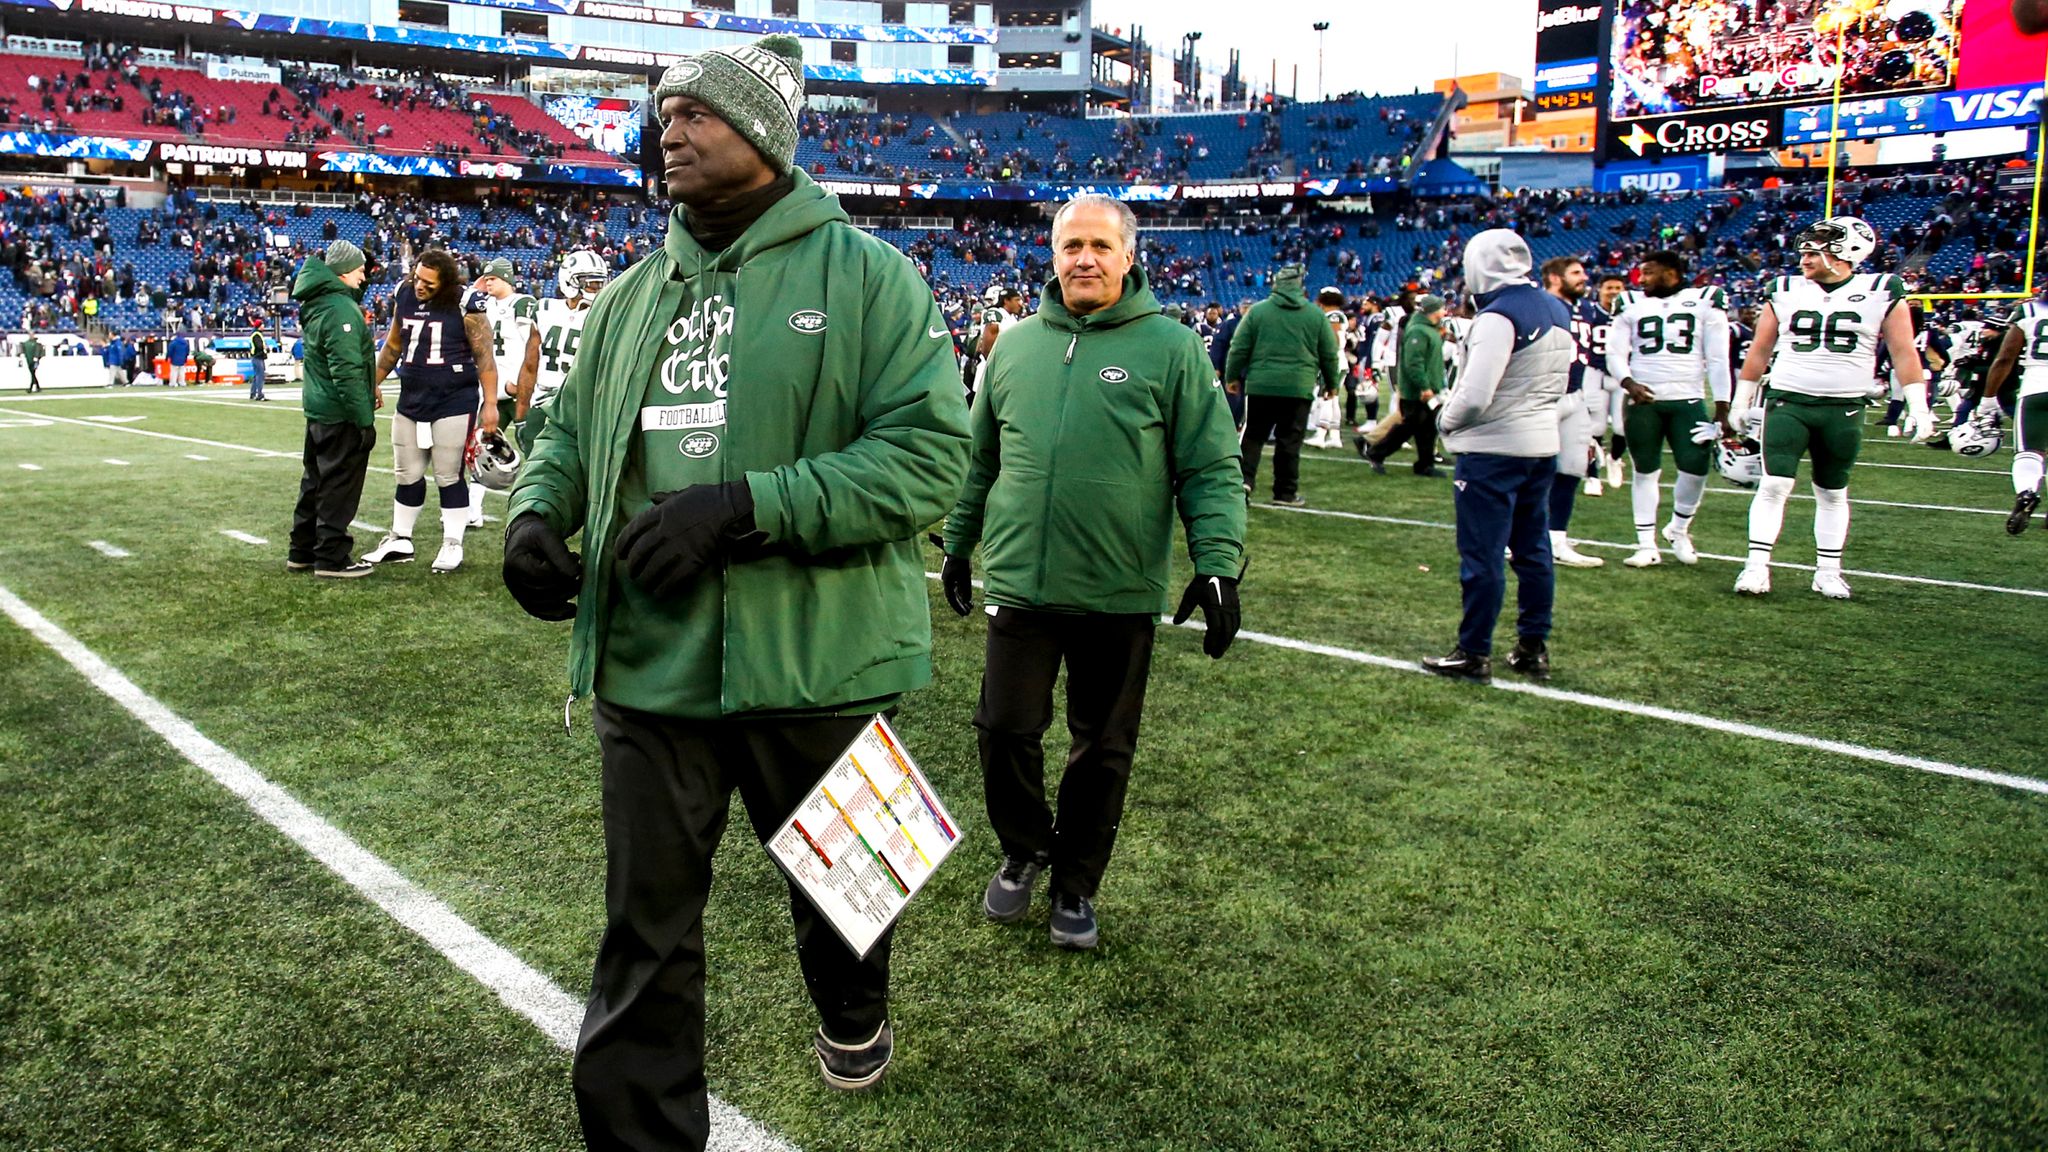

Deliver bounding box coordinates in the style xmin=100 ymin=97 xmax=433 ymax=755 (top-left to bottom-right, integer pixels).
xmin=1594 ymin=156 xmax=1713 ymax=193
xmin=1783 ymin=84 xmax=2045 ymax=144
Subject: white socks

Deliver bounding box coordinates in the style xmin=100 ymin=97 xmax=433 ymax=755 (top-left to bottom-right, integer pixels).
xmin=1670 ymin=470 xmax=1707 ymax=534
xmin=391 ymin=499 xmax=422 ymax=540
xmin=2017 ymin=452 xmax=2045 ymax=496
xmin=1812 ymin=485 xmax=1849 ymax=574
xmin=1631 ymin=467 xmax=1663 ymax=548
xmin=440 ymin=506 xmax=469 ymax=543
xmin=1747 ymin=475 xmax=1794 ymax=567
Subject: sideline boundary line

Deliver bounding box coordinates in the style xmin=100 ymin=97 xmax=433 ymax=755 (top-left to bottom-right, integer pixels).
xmin=0 ymin=585 xmax=793 ymax=1152
xmin=1252 ymin=502 xmax=2048 ymax=599
xmin=922 ymin=573 xmax=2045 ymax=797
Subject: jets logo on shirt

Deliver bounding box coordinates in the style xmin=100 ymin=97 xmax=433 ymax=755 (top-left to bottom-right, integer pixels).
xmin=787 ymin=310 xmax=827 ymax=333
xmin=1100 ymin=366 xmax=1129 ymax=383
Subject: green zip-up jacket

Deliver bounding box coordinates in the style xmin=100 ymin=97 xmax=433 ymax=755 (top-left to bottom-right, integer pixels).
xmin=1223 ymin=280 xmax=1344 ymax=399
xmin=508 ymin=170 xmax=970 ymax=714
xmin=942 ymin=266 xmax=1246 ymax=615
xmin=20 ymin=336 xmax=42 ymax=365
xmin=1398 ymin=319 xmax=1445 ymax=401
xmin=291 ymin=257 xmax=375 ymax=428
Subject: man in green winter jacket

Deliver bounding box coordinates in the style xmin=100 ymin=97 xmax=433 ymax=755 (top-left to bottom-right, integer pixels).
xmin=1363 ymin=293 xmax=1446 ymax=477
xmin=1224 ymin=263 xmax=1343 ymax=504
xmin=20 ymin=332 xmax=43 ymax=393
xmin=286 ymin=240 xmax=378 ymax=578
xmin=501 ymin=35 xmax=969 ymax=1148
xmin=941 ymin=194 xmax=1245 ymax=952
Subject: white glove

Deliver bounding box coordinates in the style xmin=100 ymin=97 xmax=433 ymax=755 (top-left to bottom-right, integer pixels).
xmin=1690 ymin=420 xmax=1722 ymax=445
xmin=1905 ymin=390 xmax=1936 ymax=442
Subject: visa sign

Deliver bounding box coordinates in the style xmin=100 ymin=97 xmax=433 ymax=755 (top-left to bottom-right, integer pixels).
xmin=1942 ymin=85 xmax=2045 ymax=127
xmin=1783 ymin=84 xmax=2045 ymax=144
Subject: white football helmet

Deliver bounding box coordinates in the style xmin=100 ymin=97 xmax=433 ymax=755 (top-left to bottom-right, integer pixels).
xmin=1797 ymin=216 xmax=1878 ymax=268
xmin=983 ymin=283 xmax=1007 ymax=306
xmin=557 ymin=249 xmax=609 ymax=303
xmin=1717 ymin=437 xmax=1763 ymax=487
xmin=467 ymin=427 xmax=522 ymax=490
xmin=1950 ymin=419 xmax=2003 ymax=457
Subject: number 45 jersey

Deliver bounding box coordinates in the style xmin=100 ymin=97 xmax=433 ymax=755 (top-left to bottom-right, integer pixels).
xmin=531 ymin=298 xmax=592 ymax=413
xmin=1765 ymin=272 xmax=1906 ymax=399
xmin=1606 ymin=285 xmax=1732 ymax=402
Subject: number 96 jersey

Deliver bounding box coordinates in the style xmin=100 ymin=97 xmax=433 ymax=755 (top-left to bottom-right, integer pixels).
xmin=1765 ymin=272 xmax=1906 ymax=399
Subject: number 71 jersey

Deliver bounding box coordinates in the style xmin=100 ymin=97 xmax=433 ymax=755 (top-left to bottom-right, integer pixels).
xmin=1765 ymin=272 xmax=1906 ymax=398
xmin=531 ymin=298 xmax=592 ymax=412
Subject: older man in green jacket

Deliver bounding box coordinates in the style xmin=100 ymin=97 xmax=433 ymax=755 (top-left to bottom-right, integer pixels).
xmin=1225 ymin=263 xmax=1344 ymax=504
xmin=502 ymin=34 xmax=968 ymax=1149
xmin=286 ymin=241 xmax=378 ymax=577
xmin=941 ymin=194 xmax=1245 ymax=952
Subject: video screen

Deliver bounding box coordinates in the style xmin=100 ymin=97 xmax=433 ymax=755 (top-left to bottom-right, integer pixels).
xmin=1608 ymin=0 xmax=1966 ymax=121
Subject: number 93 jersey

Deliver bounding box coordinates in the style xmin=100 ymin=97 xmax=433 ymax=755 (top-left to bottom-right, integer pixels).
xmin=1765 ymin=272 xmax=1906 ymax=399
xmin=2007 ymin=299 xmax=2048 ymax=398
xmin=1608 ymin=285 xmax=1731 ymax=402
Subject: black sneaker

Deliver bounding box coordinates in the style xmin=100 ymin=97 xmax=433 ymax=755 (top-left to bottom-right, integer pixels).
xmin=1272 ymin=493 xmax=1306 ymax=507
xmin=814 ymin=1021 xmax=892 ymax=1092
xmin=1413 ymin=466 xmax=1441 ymax=478
xmin=983 ymin=856 xmax=1043 ymax=923
xmin=1049 ymin=891 xmax=1098 ymax=950
xmin=1369 ymin=457 xmax=1387 ymax=475
xmin=315 ymin=559 xmax=375 ymax=579
xmin=1505 ymin=636 xmax=1550 ymax=680
xmin=285 ymin=558 xmax=314 ymax=573
xmin=2009 ymin=490 xmax=2040 ymax=536
xmin=1353 ymin=434 xmax=1371 ymax=460
xmin=1421 ymin=647 xmax=1491 ymax=683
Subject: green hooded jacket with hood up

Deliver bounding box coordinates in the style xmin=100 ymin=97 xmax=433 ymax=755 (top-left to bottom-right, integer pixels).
xmin=942 ymin=266 xmax=1246 ymax=615
xmin=1223 ymin=277 xmax=1345 ymax=399
xmin=507 ymin=170 xmax=970 ymax=717
xmin=291 ymin=256 xmax=375 ymax=428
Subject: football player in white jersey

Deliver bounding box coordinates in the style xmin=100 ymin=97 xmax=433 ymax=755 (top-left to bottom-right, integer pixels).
xmin=971 ymin=284 xmax=1024 ymax=405
xmin=467 ymin=256 xmax=537 ymax=526
xmin=1594 ymin=273 xmax=1630 ymax=488
xmin=1727 ymin=216 xmax=1929 ymax=599
xmin=513 ymin=248 xmax=609 ymax=454
xmin=1605 ymin=250 xmax=1731 ymax=567
xmin=1982 ymin=294 xmax=2048 ymax=534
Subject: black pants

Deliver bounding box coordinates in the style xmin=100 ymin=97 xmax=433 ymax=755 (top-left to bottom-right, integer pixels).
xmin=975 ymin=607 xmax=1155 ymax=900
xmin=24 ymin=363 xmax=39 ymax=392
xmin=1368 ymin=396 xmax=1439 ymax=472
xmin=288 ymin=420 xmax=375 ymax=569
xmin=578 ymin=701 xmax=892 ymax=1152
xmin=1240 ymin=394 xmax=1311 ymax=500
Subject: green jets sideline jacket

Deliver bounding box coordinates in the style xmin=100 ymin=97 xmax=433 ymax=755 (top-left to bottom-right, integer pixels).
xmin=509 ymin=169 xmax=970 ymax=716
xmin=1223 ymin=278 xmax=1344 ymax=399
xmin=292 ymin=256 xmax=376 ymax=428
xmin=942 ymin=265 xmax=1246 ymax=615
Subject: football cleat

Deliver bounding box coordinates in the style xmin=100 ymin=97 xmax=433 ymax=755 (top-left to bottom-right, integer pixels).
xmin=2009 ymin=490 xmax=2040 ymax=535
xmin=1504 ymin=636 xmax=1550 ymax=680
xmin=1623 ymin=548 xmax=1662 ymax=568
xmin=431 ymin=539 xmax=464 ymax=573
xmin=1812 ymin=570 xmax=1852 ymax=600
xmin=1421 ymin=647 xmax=1491 ymax=683
xmin=1734 ymin=563 xmax=1772 ymax=596
xmin=1661 ymin=523 xmax=1699 ymax=565
xmin=362 ymin=535 xmax=415 ymax=564
xmin=1886 ymin=424 xmax=1903 ymax=438
xmin=1605 ymin=456 xmax=1625 ymax=488
xmin=1581 ymin=475 xmax=1604 ymax=497
xmin=1551 ymin=533 xmax=1606 ymax=568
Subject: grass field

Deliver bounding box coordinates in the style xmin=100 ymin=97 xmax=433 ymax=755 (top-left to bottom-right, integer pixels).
xmin=1 ymin=386 xmax=2044 ymax=1151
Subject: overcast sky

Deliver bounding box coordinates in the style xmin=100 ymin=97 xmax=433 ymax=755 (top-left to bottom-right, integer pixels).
xmin=1090 ymin=0 xmax=1541 ymax=100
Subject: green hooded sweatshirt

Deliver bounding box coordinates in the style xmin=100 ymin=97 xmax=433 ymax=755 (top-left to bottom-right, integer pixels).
xmin=942 ymin=266 xmax=1246 ymax=615
xmin=291 ymin=257 xmax=374 ymax=427
xmin=1223 ymin=278 xmax=1344 ymax=400
xmin=508 ymin=169 xmax=970 ymax=717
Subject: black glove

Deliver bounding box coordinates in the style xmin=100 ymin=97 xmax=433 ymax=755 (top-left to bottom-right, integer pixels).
xmin=941 ymin=553 xmax=974 ymax=617
xmin=615 ymin=480 xmax=758 ymax=601
xmin=502 ymin=512 xmax=581 ymax=621
xmin=1172 ymin=574 xmax=1240 ymax=659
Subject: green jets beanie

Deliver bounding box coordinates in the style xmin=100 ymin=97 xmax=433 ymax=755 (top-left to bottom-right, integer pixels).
xmin=323 ymin=239 xmax=365 ymax=275
xmin=651 ymin=34 xmax=806 ymax=174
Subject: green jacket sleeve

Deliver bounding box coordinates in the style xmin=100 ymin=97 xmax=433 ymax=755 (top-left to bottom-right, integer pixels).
xmin=1167 ymin=328 xmax=1247 ymax=579
xmin=507 ymin=293 xmax=601 ymax=537
xmin=1223 ymin=306 xmax=1258 ymax=383
xmin=1318 ymin=310 xmax=1343 ymax=390
xmin=941 ymin=364 xmax=1001 ymax=556
xmin=746 ymin=247 xmax=971 ymax=554
xmin=1400 ymin=325 xmax=1444 ymax=396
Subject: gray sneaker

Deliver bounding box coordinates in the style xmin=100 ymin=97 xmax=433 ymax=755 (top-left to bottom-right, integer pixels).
xmin=1049 ymin=891 xmax=1098 ymax=950
xmin=814 ymin=1020 xmax=892 ymax=1092
xmin=983 ymin=856 xmax=1042 ymax=923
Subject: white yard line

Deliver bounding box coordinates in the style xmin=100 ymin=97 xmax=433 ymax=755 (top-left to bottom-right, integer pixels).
xmin=0 ymin=584 xmax=793 ymax=1152
xmin=220 ymin=530 xmax=268 ymax=545
xmin=1300 ymin=452 xmax=2009 ymax=499
xmin=87 ymin=541 xmax=130 ymax=558
xmin=185 ymin=454 xmax=211 ymax=461
xmin=0 ymin=406 xmax=296 ymax=457
xmin=1251 ymin=502 xmax=2048 ymax=599
xmin=16 ymin=462 xmax=40 ymax=471
xmin=922 ymin=572 xmax=2045 ymax=796
xmin=104 ymin=459 xmax=130 ymax=466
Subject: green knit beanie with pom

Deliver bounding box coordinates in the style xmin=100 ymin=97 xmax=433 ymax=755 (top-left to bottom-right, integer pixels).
xmin=651 ymin=33 xmax=806 ymax=174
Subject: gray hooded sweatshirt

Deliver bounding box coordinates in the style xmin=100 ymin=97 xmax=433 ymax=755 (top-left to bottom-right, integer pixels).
xmin=1436 ymin=229 xmax=1573 ymax=458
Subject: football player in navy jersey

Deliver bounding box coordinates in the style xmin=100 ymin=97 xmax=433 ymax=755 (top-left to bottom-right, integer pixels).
xmin=1542 ymin=256 xmax=1610 ymax=568
xmin=363 ymin=248 xmax=500 ymax=573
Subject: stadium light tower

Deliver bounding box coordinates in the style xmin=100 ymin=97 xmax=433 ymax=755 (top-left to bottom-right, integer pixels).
xmin=1312 ymin=21 xmax=1329 ymax=102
